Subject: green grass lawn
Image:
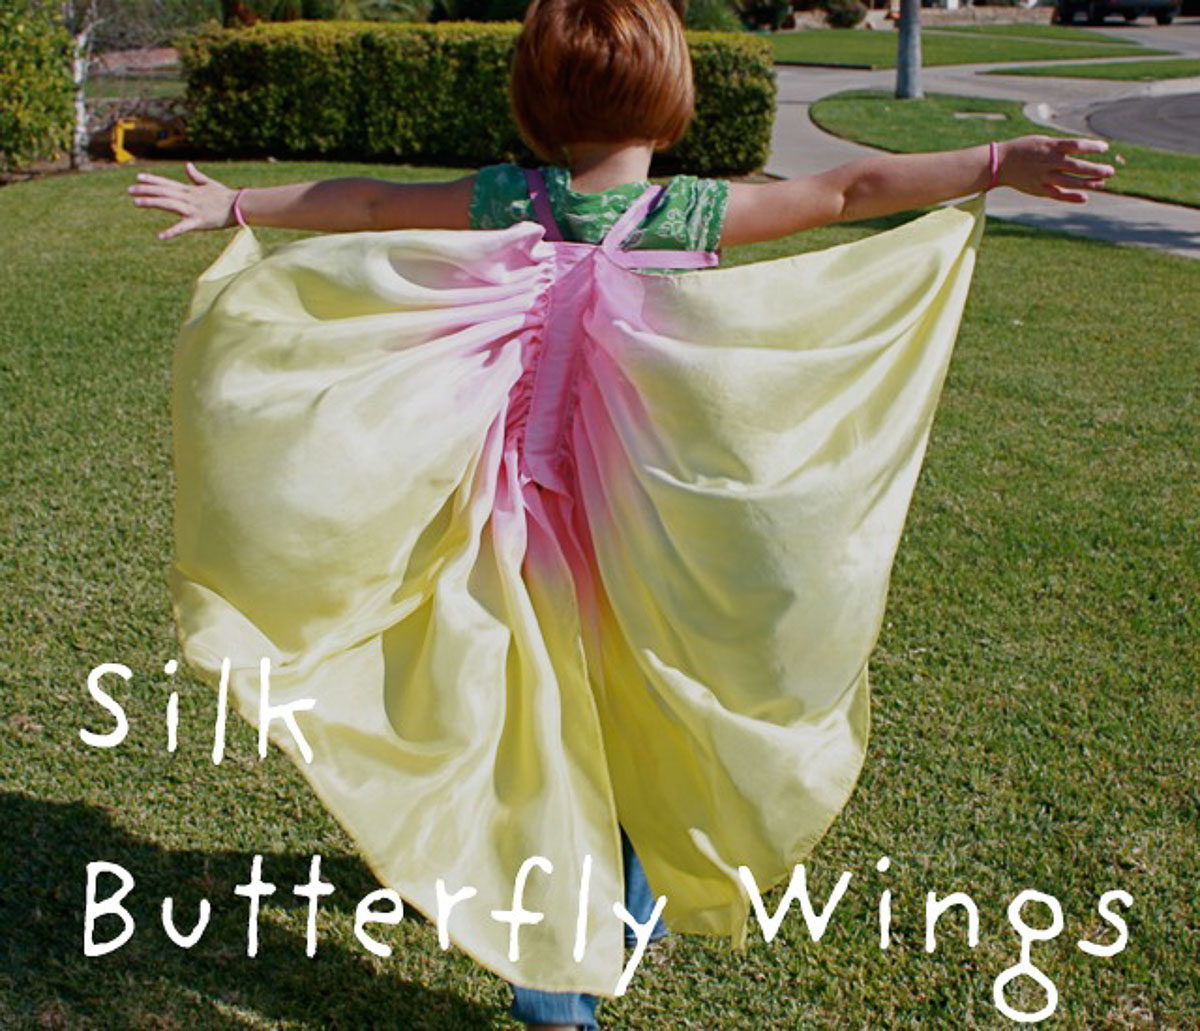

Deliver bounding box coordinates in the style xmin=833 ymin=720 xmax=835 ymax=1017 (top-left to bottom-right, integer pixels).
xmin=769 ymin=28 xmax=1166 ymax=67
xmin=2 ymin=161 xmax=1197 ymax=1028
xmin=810 ymin=89 xmax=1200 ymax=208
xmin=925 ymin=22 xmax=1142 ymax=41
xmin=89 ymin=72 xmax=187 ymax=101
xmin=988 ymin=56 xmax=1200 ymax=80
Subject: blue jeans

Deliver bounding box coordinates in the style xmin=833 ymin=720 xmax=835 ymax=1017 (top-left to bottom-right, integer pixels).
xmin=509 ymin=828 xmax=668 ymax=1028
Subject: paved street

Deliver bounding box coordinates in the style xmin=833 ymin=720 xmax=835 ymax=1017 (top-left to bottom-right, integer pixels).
xmin=1086 ymin=91 xmax=1200 ymax=153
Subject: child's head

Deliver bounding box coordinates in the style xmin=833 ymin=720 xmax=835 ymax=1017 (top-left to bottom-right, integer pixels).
xmin=511 ymin=0 xmax=694 ymax=165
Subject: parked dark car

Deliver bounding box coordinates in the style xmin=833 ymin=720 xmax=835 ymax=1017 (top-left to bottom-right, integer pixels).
xmin=1055 ymin=0 xmax=1180 ymax=22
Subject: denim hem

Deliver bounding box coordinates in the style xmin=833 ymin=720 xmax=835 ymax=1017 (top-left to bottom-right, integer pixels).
xmin=509 ymin=985 xmax=598 ymax=1028
xmin=507 ymin=826 xmax=662 ymax=1026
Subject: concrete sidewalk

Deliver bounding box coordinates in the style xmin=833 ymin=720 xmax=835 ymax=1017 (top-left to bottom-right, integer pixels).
xmin=765 ymin=31 xmax=1200 ymax=261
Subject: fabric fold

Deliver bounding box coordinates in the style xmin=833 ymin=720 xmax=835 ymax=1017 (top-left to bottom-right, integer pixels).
xmin=171 ymin=197 xmax=986 ymax=994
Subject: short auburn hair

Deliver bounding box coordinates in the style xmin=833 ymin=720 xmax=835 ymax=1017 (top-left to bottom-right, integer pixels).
xmin=511 ymin=0 xmax=695 ymax=164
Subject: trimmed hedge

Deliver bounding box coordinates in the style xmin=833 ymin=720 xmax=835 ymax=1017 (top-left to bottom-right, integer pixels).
xmin=0 ymin=1 xmax=75 ymax=171
xmin=178 ymin=20 xmax=775 ymax=175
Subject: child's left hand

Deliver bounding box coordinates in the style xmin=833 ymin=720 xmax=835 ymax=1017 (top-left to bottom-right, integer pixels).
xmin=997 ymin=136 xmax=1117 ymax=204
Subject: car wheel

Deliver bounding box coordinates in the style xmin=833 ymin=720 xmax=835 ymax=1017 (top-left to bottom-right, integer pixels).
xmin=1155 ymin=10 xmax=1174 ymax=21
xmin=1123 ymin=9 xmax=1138 ymax=18
xmin=1086 ymin=1 xmax=1106 ymax=22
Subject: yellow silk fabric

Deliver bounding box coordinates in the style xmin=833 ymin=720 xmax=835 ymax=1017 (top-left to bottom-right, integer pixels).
xmin=171 ymin=196 xmax=986 ymax=993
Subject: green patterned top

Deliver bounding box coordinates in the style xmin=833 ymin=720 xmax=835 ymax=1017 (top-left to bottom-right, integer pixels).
xmin=468 ymin=163 xmax=730 ymax=254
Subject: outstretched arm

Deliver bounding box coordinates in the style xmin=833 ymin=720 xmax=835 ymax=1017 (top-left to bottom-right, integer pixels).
xmin=128 ymin=162 xmax=477 ymax=240
xmin=720 ymin=135 xmax=1115 ymax=248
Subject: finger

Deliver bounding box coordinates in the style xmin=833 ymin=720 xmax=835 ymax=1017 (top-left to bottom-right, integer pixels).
xmin=1044 ymin=183 xmax=1088 ymax=203
xmin=133 ymin=196 xmax=193 ymax=217
xmin=1059 ymin=156 xmax=1115 ymax=178
xmin=186 ymin=161 xmax=211 ymax=184
xmin=129 ymin=182 xmax=190 ymax=200
xmin=158 ymin=219 xmax=197 ymax=241
xmin=1048 ymin=171 xmax=1106 ymax=191
xmin=134 ymin=172 xmax=181 ymax=187
xmin=1055 ymin=136 xmax=1109 ymax=155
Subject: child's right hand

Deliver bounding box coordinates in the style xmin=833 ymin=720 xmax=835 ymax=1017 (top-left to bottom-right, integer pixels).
xmin=996 ymin=136 xmax=1116 ymax=204
xmin=127 ymin=162 xmax=238 ymax=241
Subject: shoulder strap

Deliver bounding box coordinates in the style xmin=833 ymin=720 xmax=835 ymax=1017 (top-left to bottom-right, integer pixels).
xmin=601 ymin=182 xmax=718 ymax=269
xmin=523 ymin=168 xmax=563 ymax=242
xmin=600 ymin=184 xmax=667 ymax=254
xmin=522 ymin=166 xmax=718 ymax=270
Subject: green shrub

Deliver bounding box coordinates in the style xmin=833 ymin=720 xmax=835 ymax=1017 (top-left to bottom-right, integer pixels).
xmin=684 ymin=0 xmax=743 ymax=32
xmin=821 ymin=0 xmax=866 ymax=28
xmin=179 ymin=21 xmax=774 ymax=175
xmin=0 ymin=0 xmax=74 ymax=172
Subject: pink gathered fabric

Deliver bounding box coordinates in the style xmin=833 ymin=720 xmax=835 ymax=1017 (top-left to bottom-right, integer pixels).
xmin=506 ymin=170 xmax=719 ymax=645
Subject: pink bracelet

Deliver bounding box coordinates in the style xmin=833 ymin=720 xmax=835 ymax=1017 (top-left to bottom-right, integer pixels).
xmin=986 ymin=141 xmax=1000 ymax=192
xmin=232 ymin=187 xmax=249 ymax=228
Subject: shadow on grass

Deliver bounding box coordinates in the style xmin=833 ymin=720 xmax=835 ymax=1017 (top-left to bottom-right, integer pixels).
xmin=866 ymin=207 xmax=1188 ymax=260
xmin=0 ymin=792 xmax=495 ymax=1029
xmin=991 ymin=204 xmax=1200 ymax=253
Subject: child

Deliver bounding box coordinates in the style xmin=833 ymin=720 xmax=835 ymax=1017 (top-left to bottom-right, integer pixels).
xmin=131 ymin=2 xmax=1114 ymax=1028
